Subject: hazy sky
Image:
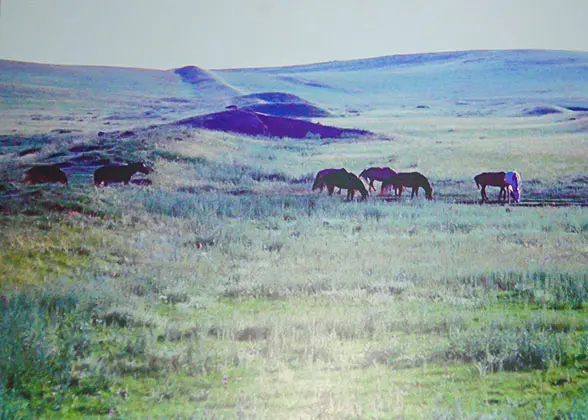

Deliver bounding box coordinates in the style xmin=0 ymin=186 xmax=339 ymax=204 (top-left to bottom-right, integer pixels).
xmin=1 ymin=0 xmax=587 ymax=70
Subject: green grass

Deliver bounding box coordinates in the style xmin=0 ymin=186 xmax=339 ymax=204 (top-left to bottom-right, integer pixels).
xmin=0 ymin=118 xmax=586 ymax=418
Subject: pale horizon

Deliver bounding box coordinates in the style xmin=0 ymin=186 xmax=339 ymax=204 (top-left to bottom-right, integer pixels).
xmin=1 ymin=0 xmax=588 ymax=71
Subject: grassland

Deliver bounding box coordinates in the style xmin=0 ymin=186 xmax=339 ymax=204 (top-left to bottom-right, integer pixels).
xmin=0 ymin=111 xmax=586 ymax=419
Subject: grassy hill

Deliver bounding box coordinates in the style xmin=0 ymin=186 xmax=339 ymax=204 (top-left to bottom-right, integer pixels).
xmin=0 ymin=50 xmax=586 ymax=418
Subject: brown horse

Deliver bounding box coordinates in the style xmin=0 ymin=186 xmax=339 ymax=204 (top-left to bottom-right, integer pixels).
xmin=312 ymin=168 xmax=343 ymax=194
xmin=359 ymin=167 xmax=400 ymax=196
xmin=320 ymin=168 xmax=368 ymax=201
xmin=474 ymin=171 xmax=518 ymax=203
xmin=23 ymin=165 xmax=68 ymax=184
xmin=381 ymin=172 xmax=433 ymax=200
xmin=94 ymin=161 xmax=152 ymax=186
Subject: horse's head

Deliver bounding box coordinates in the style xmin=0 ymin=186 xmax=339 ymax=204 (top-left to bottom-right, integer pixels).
xmin=130 ymin=161 xmax=153 ymax=174
xmin=426 ymin=187 xmax=434 ymax=200
xmin=505 ymin=171 xmax=520 ymax=203
xmin=359 ymin=187 xmax=369 ymax=200
xmin=312 ymin=179 xmax=325 ymax=192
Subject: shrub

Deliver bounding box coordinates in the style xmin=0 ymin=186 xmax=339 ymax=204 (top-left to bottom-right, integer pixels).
xmin=0 ymin=290 xmax=110 ymax=417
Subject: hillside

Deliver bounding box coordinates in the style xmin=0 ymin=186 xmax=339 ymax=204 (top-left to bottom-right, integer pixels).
xmin=216 ymin=49 xmax=588 ymax=115
xmin=3 ymin=50 xmax=588 ymax=137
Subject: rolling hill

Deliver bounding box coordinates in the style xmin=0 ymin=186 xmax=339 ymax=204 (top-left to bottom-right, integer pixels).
xmin=1 ymin=49 xmax=587 ymax=138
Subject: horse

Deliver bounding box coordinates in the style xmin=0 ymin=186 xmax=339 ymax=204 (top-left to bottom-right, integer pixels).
xmin=474 ymin=171 xmax=520 ymax=203
xmin=505 ymin=171 xmax=521 ymax=203
xmin=474 ymin=172 xmax=507 ymax=202
xmin=381 ymin=172 xmax=433 ymax=200
xmin=94 ymin=161 xmax=152 ymax=186
xmin=320 ymin=168 xmax=368 ymax=201
xmin=23 ymin=165 xmax=68 ymax=185
xmin=312 ymin=168 xmax=342 ymax=193
xmin=359 ymin=167 xmax=400 ymax=196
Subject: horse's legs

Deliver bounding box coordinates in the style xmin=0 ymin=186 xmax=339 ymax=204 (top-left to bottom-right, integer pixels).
xmin=480 ymin=185 xmax=487 ymax=202
xmin=328 ymin=185 xmax=335 ymax=196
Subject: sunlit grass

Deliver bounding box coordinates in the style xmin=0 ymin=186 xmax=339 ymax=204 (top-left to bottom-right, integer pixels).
xmin=1 ymin=114 xmax=586 ymax=418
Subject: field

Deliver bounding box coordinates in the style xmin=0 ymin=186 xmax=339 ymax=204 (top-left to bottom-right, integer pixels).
xmin=0 ymin=51 xmax=587 ymax=419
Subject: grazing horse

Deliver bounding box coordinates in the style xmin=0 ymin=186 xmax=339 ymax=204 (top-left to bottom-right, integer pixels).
xmin=505 ymin=171 xmax=521 ymax=203
xmin=474 ymin=172 xmax=507 ymax=202
xmin=23 ymin=165 xmax=68 ymax=185
xmin=312 ymin=168 xmax=343 ymax=194
xmin=320 ymin=168 xmax=368 ymax=201
xmin=94 ymin=161 xmax=152 ymax=186
xmin=359 ymin=167 xmax=400 ymax=196
xmin=381 ymin=172 xmax=433 ymax=200
xmin=474 ymin=171 xmax=520 ymax=203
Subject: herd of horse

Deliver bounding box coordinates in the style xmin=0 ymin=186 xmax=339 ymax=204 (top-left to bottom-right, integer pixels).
xmin=21 ymin=162 xmax=521 ymax=204
xmin=312 ymin=166 xmax=521 ymax=204
xmin=23 ymin=162 xmax=152 ymax=187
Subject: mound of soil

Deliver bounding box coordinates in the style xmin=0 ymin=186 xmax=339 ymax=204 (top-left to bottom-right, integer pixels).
xmin=174 ymin=66 xmax=239 ymax=98
xmin=174 ymin=109 xmax=370 ymax=139
xmin=174 ymin=66 xmax=220 ymax=85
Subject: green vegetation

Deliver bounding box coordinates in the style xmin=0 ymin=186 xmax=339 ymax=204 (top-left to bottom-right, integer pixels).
xmin=0 ymin=121 xmax=586 ymax=418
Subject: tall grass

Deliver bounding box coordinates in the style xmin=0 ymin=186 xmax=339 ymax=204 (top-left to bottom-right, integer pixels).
xmin=0 ymin=121 xmax=586 ymax=417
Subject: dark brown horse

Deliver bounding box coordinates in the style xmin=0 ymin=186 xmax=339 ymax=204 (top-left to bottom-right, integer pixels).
xmin=320 ymin=169 xmax=368 ymax=201
xmin=23 ymin=165 xmax=68 ymax=184
xmin=474 ymin=172 xmax=508 ymax=202
xmin=312 ymin=168 xmax=342 ymax=193
xmin=381 ymin=172 xmax=433 ymax=200
xmin=359 ymin=167 xmax=400 ymax=196
xmin=94 ymin=161 xmax=152 ymax=186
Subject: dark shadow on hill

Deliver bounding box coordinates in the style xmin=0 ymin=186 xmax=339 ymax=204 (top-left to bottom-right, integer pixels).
xmin=231 ymin=92 xmax=331 ymax=117
xmin=173 ymin=109 xmax=370 ymax=139
xmin=521 ymin=105 xmax=564 ymax=116
xmin=276 ymin=76 xmax=346 ymax=91
xmin=237 ymin=92 xmax=310 ymax=104
xmin=243 ymin=103 xmax=330 ymax=118
xmin=174 ymin=66 xmax=240 ymax=98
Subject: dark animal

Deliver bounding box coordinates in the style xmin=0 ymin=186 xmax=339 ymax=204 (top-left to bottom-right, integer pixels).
xmin=473 ymin=172 xmax=513 ymax=203
xmin=312 ymin=168 xmax=339 ymax=192
xmin=320 ymin=168 xmax=368 ymax=201
xmin=359 ymin=167 xmax=400 ymax=196
xmin=23 ymin=165 xmax=68 ymax=184
xmin=381 ymin=172 xmax=433 ymax=200
xmin=94 ymin=161 xmax=151 ymax=186
xmin=312 ymin=168 xmax=344 ymax=194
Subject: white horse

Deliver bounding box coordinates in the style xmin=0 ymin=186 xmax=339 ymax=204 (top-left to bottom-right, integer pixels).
xmin=505 ymin=171 xmax=521 ymax=203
